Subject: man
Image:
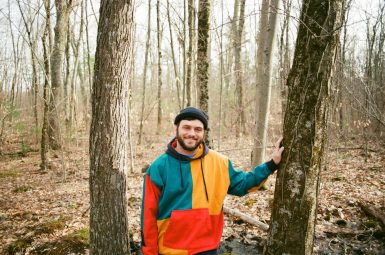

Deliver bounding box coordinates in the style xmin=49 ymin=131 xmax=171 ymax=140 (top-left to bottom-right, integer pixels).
xmin=141 ymin=107 xmax=284 ymax=255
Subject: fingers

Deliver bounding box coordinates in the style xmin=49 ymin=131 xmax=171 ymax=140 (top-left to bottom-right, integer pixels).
xmin=276 ymin=137 xmax=283 ymax=149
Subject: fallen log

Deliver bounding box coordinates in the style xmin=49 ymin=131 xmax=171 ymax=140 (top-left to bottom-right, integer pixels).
xmin=223 ymin=206 xmax=269 ymax=231
xmin=358 ymin=201 xmax=385 ymax=227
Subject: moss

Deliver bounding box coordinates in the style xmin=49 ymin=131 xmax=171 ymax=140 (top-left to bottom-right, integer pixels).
xmin=31 ymin=228 xmax=89 ymax=255
xmin=67 ymin=203 xmax=79 ymax=209
xmin=244 ymin=198 xmax=257 ymax=207
xmin=34 ymin=217 xmax=68 ymax=235
xmin=363 ymin=219 xmax=379 ymax=228
xmin=6 ymin=237 xmax=33 ymax=255
xmin=0 ymin=171 xmax=18 ymax=179
xmin=13 ymin=185 xmax=32 ymax=193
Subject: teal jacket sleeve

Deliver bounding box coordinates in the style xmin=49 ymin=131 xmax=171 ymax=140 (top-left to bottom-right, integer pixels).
xmin=227 ymin=159 xmax=278 ymax=196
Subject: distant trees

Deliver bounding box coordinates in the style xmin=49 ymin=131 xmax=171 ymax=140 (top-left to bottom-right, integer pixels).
xmin=89 ymin=0 xmax=134 ymax=253
xmin=264 ymin=0 xmax=345 ymax=253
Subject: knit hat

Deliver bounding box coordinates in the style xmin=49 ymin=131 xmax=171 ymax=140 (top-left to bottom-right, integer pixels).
xmin=174 ymin=107 xmax=208 ymax=130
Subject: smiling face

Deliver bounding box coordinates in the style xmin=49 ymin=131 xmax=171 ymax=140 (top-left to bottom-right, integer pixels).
xmin=175 ymin=119 xmax=205 ymax=155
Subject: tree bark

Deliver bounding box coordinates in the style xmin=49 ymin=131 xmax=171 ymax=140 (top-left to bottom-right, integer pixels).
xmin=196 ymin=0 xmax=210 ymax=147
xmin=156 ymin=0 xmax=163 ymax=135
xmin=167 ymin=0 xmax=182 ymax=109
xmin=185 ymin=0 xmax=195 ymax=107
xmin=252 ymin=0 xmax=279 ymax=166
xmin=138 ymin=0 xmax=151 ymax=145
xmin=16 ymin=0 xmax=39 ymax=139
xmin=233 ymin=0 xmax=247 ymax=138
xmin=48 ymin=0 xmax=73 ymax=150
xmin=264 ymin=0 xmax=345 ymax=254
xmin=89 ymin=0 xmax=134 ymax=253
xmin=41 ymin=16 xmax=50 ymax=171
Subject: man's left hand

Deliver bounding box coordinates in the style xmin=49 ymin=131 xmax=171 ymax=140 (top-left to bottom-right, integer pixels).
xmin=272 ymin=137 xmax=284 ymax=165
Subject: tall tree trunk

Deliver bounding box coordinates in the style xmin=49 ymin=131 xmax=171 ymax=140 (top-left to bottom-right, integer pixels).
xmin=217 ymin=0 xmax=224 ymax=150
xmin=264 ymin=0 xmax=344 ymax=254
xmin=234 ymin=0 xmax=246 ymax=138
xmin=196 ymin=0 xmax=210 ymax=147
xmin=8 ymin=0 xmax=20 ymax=109
xmin=48 ymin=0 xmax=73 ymax=150
xmin=41 ymin=18 xmax=50 ymax=171
xmin=167 ymin=0 xmax=182 ymax=109
xmin=64 ymin=21 xmax=71 ymax=129
xmin=252 ymin=0 xmax=279 ymax=166
xmin=69 ymin=1 xmax=85 ymax=129
xmin=186 ymin=0 xmax=195 ymax=107
xmin=279 ymin=0 xmax=291 ymax=121
xmin=16 ymin=0 xmax=40 ymax=140
xmin=89 ymin=0 xmax=134 ymax=253
xmin=156 ymin=0 xmax=163 ymax=135
xmin=84 ymin=0 xmax=92 ymax=127
xmin=138 ymin=0 xmax=151 ymax=145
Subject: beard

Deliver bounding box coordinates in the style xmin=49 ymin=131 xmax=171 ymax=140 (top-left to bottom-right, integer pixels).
xmin=176 ymin=130 xmax=204 ymax=152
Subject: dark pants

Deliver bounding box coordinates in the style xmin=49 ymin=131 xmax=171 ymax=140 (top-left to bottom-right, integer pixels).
xmin=195 ymin=249 xmax=218 ymax=255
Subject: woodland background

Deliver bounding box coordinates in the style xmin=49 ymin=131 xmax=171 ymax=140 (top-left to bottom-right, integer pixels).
xmin=0 ymin=0 xmax=384 ymax=254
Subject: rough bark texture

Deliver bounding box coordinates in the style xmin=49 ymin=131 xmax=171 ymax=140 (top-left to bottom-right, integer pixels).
xmin=234 ymin=0 xmax=246 ymax=138
xmin=48 ymin=0 xmax=73 ymax=150
xmin=156 ymin=0 xmax=163 ymax=135
xmin=186 ymin=0 xmax=195 ymax=107
xmin=138 ymin=0 xmax=151 ymax=145
xmin=196 ymin=0 xmax=210 ymax=146
xmin=40 ymin=16 xmax=50 ymax=171
xmin=264 ymin=1 xmax=344 ymax=254
xmin=167 ymin=0 xmax=182 ymax=109
xmin=89 ymin=0 xmax=133 ymax=253
xmin=252 ymin=0 xmax=279 ymax=166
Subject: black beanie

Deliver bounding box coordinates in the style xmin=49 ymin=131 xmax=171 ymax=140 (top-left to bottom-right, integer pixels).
xmin=174 ymin=107 xmax=208 ymax=130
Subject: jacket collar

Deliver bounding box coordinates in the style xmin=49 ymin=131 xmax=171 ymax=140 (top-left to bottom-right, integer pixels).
xmin=166 ymin=138 xmax=209 ymax=161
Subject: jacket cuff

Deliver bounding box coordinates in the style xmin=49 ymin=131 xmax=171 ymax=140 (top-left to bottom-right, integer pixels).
xmin=266 ymin=159 xmax=279 ymax=173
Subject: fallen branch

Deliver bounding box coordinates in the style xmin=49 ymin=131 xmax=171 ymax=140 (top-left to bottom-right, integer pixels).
xmin=223 ymin=206 xmax=269 ymax=231
xmin=358 ymin=201 xmax=385 ymax=227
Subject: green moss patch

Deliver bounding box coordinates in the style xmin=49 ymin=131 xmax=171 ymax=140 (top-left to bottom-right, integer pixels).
xmin=31 ymin=228 xmax=89 ymax=255
xmin=34 ymin=217 xmax=68 ymax=235
xmin=6 ymin=237 xmax=33 ymax=255
xmin=0 ymin=171 xmax=18 ymax=179
xmin=12 ymin=185 xmax=32 ymax=193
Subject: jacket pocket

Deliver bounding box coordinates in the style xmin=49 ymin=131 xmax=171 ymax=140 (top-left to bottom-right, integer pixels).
xmin=163 ymin=208 xmax=221 ymax=250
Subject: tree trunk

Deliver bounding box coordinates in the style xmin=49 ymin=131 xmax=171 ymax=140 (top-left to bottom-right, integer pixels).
xmin=279 ymin=0 xmax=291 ymax=121
xmin=156 ymin=0 xmax=163 ymax=135
xmin=138 ymin=0 xmax=151 ymax=145
xmin=234 ymin=0 xmax=246 ymax=138
xmin=41 ymin=17 xmax=50 ymax=171
xmin=48 ymin=0 xmax=73 ymax=150
xmin=196 ymin=0 xmax=210 ymax=147
xmin=264 ymin=0 xmax=344 ymax=254
xmin=69 ymin=1 xmax=85 ymax=129
xmin=89 ymin=0 xmax=134 ymax=253
xmin=16 ymin=0 xmax=40 ymax=140
xmin=167 ymin=0 xmax=182 ymax=109
xmin=217 ymin=0 xmax=224 ymax=150
xmin=186 ymin=0 xmax=195 ymax=107
xmin=252 ymin=0 xmax=279 ymax=166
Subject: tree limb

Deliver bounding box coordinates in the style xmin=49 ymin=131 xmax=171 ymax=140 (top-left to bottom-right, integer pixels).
xmin=223 ymin=206 xmax=269 ymax=231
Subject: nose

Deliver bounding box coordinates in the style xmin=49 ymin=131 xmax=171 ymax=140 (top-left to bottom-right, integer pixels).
xmin=186 ymin=129 xmax=197 ymax=137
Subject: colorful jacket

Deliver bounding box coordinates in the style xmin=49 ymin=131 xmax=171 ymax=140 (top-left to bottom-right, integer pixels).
xmin=141 ymin=139 xmax=278 ymax=255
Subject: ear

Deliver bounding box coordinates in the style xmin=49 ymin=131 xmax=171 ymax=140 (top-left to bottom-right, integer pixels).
xmin=174 ymin=124 xmax=178 ymax=133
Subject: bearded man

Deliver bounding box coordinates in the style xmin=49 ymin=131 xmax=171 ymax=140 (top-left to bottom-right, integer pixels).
xmin=140 ymin=107 xmax=284 ymax=255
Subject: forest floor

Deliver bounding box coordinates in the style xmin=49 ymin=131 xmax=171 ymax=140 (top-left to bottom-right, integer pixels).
xmin=0 ymin=132 xmax=384 ymax=255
